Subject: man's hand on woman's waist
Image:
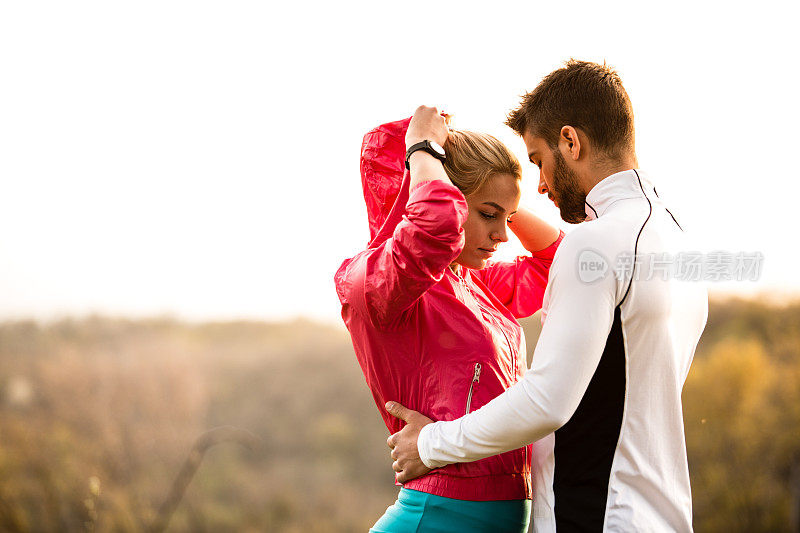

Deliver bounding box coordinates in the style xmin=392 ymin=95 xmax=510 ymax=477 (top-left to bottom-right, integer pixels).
xmin=385 ymin=401 xmax=433 ymax=483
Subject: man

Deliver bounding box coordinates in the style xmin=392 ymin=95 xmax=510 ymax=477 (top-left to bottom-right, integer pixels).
xmin=386 ymin=60 xmax=708 ymax=531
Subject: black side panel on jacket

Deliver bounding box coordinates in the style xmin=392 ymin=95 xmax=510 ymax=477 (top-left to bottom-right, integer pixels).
xmin=553 ymin=306 xmax=626 ymax=531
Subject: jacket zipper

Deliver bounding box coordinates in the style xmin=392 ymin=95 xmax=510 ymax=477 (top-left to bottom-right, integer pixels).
xmin=457 ymin=271 xmax=517 ymax=377
xmin=465 ymin=362 xmax=482 ymax=414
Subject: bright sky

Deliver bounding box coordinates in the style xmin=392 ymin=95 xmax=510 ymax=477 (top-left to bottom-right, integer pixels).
xmin=1 ymin=1 xmax=798 ymax=323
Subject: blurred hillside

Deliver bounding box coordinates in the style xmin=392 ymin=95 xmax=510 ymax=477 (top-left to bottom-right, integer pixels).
xmin=0 ymin=299 xmax=798 ymax=532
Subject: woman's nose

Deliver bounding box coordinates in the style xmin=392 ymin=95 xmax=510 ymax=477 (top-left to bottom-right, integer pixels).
xmin=492 ymin=225 xmax=509 ymax=243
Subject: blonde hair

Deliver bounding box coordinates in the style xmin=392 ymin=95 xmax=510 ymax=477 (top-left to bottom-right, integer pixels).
xmin=442 ymin=130 xmax=522 ymax=196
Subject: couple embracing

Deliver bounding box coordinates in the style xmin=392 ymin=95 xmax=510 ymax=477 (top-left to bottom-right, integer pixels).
xmin=334 ymin=60 xmax=707 ymax=532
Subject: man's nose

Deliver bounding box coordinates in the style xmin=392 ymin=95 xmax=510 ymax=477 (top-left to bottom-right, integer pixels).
xmin=538 ymin=173 xmax=548 ymax=195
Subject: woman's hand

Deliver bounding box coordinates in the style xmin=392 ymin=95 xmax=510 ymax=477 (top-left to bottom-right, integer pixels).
xmin=406 ymin=105 xmax=450 ymax=150
xmin=405 ymin=106 xmax=453 ymax=189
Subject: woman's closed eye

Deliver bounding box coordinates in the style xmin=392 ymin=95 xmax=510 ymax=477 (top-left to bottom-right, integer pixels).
xmin=479 ymin=211 xmax=498 ymax=220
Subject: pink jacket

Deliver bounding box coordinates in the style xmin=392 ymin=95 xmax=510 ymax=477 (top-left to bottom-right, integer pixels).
xmin=334 ymin=118 xmax=561 ymax=501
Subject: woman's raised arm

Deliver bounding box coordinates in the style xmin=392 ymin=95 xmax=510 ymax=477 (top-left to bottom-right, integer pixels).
xmin=406 ymin=105 xmax=452 ymax=190
xmin=507 ymin=208 xmax=560 ymax=253
xmin=334 ymin=108 xmax=467 ymax=330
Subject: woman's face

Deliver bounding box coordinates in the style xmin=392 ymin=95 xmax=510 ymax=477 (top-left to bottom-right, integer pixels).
xmin=454 ymin=173 xmax=521 ymax=270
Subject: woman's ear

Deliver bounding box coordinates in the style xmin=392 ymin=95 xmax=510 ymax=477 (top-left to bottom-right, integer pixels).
xmin=559 ymin=126 xmax=581 ymax=161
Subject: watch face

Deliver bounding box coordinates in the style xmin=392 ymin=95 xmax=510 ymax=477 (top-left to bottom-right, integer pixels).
xmin=429 ymin=141 xmax=446 ymax=157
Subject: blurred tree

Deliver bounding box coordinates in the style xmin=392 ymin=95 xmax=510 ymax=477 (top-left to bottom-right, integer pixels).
xmin=684 ymin=336 xmax=800 ymax=532
xmin=1 ymin=301 xmax=798 ymax=531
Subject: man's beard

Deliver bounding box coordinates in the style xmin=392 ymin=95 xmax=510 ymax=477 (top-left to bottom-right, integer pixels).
xmin=552 ymin=149 xmax=587 ymax=224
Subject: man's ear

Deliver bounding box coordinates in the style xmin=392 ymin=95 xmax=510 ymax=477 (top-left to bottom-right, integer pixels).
xmin=559 ymin=126 xmax=581 ymax=161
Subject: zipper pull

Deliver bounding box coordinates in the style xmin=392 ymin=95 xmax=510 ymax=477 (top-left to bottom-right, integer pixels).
xmin=465 ymin=362 xmax=482 ymax=415
xmin=472 ymin=362 xmax=482 ymax=383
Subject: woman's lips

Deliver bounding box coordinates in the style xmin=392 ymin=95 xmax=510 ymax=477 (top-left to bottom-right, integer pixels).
xmin=478 ymin=248 xmax=494 ymax=258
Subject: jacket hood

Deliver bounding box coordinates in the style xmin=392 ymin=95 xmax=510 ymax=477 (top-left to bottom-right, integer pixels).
xmin=360 ymin=117 xmax=411 ymax=249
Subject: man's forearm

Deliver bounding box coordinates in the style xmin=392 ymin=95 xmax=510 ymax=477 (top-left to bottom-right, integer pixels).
xmin=418 ymin=379 xmax=565 ymax=468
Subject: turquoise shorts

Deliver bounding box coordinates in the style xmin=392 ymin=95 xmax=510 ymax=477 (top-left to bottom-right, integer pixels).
xmin=370 ymin=488 xmax=530 ymax=533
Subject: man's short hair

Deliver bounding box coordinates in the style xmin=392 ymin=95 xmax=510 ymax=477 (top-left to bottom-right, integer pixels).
xmin=506 ymin=59 xmax=635 ymax=157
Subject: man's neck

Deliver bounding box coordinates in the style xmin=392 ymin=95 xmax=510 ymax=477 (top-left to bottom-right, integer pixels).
xmin=580 ymin=154 xmax=638 ymax=196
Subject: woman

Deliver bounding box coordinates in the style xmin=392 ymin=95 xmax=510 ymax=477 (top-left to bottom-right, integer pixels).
xmin=334 ymin=107 xmax=562 ymax=532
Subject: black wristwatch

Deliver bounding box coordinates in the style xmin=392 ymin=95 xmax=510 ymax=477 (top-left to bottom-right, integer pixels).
xmin=405 ymin=140 xmax=446 ymax=170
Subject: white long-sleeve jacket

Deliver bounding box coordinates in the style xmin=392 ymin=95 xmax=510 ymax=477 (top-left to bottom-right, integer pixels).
xmin=418 ymin=169 xmax=708 ymax=532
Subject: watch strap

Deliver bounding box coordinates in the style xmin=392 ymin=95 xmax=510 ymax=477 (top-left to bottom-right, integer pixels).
xmin=405 ymin=140 xmax=446 ymax=170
